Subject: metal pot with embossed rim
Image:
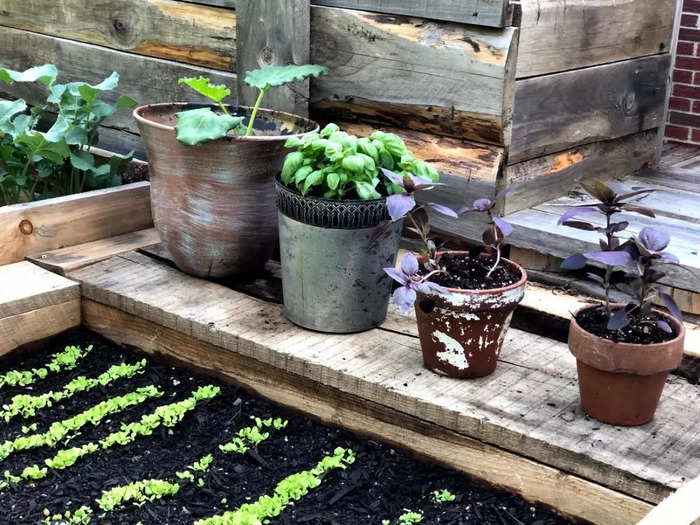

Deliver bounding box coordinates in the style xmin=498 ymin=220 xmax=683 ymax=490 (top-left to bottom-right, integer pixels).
xmin=414 ymin=251 xmax=527 ymax=378
xmin=134 ymin=103 xmax=319 ymax=278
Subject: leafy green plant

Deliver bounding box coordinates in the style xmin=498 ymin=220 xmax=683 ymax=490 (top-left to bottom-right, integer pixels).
xmin=0 ymin=385 xmax=162 ymax=463
xmin=0 ymin=64 xmax=137 ymax=205
xmin=44 ymin=506 xmax=93 ymax=525
xmin=0 ymin=345 xmax=92 ymax=390
xmin=432 ymin=489 xmax=456 ymax=504
xmin=281 ymin=125 xmax=439 ymax=200
xmin=196 ymin=447 xmax=355 ymax=525
xmin=219 ymin=417 xmax=287 ymax=454
xmin=96 ymin=479 xmax=180 ymax=511
xmin=175 ymin=64 xmax=327 ymax=145
xmin=0 ymin=359 xmax=147 ymax=422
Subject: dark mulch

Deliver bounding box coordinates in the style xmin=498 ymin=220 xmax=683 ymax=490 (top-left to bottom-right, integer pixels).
xmin=0 ymin=330 xmax=573 ymax=524
xmin=576 ymin=306 xmax=677 ymax=344
xmin=427 ymin=253 xmax=521 ymax=290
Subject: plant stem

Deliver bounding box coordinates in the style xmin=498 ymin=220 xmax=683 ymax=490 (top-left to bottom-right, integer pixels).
xmin=217 ymin=101 xmax=229 ymax=116
xmin=245 ymin=86 xmax=268 ymax=137
xmin=603 ymin=211 xmax=614 ymax=318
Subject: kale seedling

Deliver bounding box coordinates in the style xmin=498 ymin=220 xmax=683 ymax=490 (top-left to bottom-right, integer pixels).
xmin=176 ymin=64 xmax=328 ymax=145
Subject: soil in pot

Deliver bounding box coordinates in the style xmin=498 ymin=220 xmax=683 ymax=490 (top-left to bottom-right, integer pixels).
xmin=0 ymin=329 xmax=570 ymax=524
xmin=415 ymin=252 xmax=526 ymax=379
xmin=575 ymin=306 xmax=678 ymax=344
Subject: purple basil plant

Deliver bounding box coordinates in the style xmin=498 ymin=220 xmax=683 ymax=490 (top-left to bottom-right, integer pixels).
xmin=379 ymin=168 xmax=516 ymax=313
xmin=558 ymin=180 xmax=682 ymax=331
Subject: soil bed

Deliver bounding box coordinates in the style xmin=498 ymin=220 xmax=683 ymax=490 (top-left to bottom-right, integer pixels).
xmin=0 ymin=330 xmax=572 ymax=524
xmin=426 ymin=253 xmax=521 ymax=290
xmin=576 ymin=306 xmax=677 ymax=344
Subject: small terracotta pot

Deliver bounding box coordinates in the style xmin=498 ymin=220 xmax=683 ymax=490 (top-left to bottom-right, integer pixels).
xmin=134 ymin=103 xmax=318 ymax=278
xmin=568 ymin=305 xmax=685 ymax=426
xmin=414 ymin=251 xmax=527 ymax=378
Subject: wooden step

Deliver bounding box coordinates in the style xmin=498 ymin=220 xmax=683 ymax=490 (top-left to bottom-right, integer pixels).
xmin=69 ymin=251 xmax=700 ymax=524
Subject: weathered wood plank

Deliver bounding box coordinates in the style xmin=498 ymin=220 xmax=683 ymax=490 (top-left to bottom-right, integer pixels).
xmin=236 ymin=0 xmax=310 ymax=115
xmin=310 ymin=7 xmax=518 ymax=145
xmin=27 ymin=228 xmax=160 ymax=276
xmin=70 ymin=252 xmax=700 ymax=505
xmin=637 ymin=165 xmax=700 ymax=193
xmin=311 ymin=0 xmax=511 ymax=27
xmin=0 ymin=182 xmax=152 ymax=265
xmin=515 ymin=0 xmax=676 ymax=78
xmin=0 ymin=27 xmax=238 ymax=135
xmin=0 ymin=261 xmax=79 ymax=316
xmin=0 ymin=0 xmax=237 ymax=71
xmin=502 ymin=130 xmax=659 ymax=214
xmin=83 ymin=298 xmax=653 ymax=524
xmin=510 ymin=55 xmax=671 ymax=164
xmin=638 ymin=476 xmax=700 ymax=525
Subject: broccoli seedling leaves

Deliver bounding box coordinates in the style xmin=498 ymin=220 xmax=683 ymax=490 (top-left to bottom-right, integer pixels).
xmin=178 ymin=77 xmax=231 ymax=105
xmin=174 ymin=108 xmax=245 ymax=146
xmin=0 ymin=64 xmax=58 ymax=87
xmin=244 ymin=64 xmax=328 ymax=90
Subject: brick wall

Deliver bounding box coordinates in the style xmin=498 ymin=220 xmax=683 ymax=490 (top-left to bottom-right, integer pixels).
xmin=666 ymin=0 xmax=700 ymax=144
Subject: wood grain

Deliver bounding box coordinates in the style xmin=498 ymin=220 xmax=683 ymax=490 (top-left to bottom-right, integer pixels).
xmin=311 ymin=0 xmax=511 ymax=27
xmin=27 ymin=228 xmax=161 ymax=275
xmin=0 ymin=261 xmax=79 ymax=317
xmin=515 ymin=0 xmax=676 ymax=78
xmin=511 ymin=55 xmax=671 ymax=164
xmin=0 ymin=0 xmax=237 ymax=70
xmin=309 ymin=7 xmax=518 ymax=145
xmin=83 ymin=298 xmax=654 ymax=524
xmin=0 ymin=27 xmax=238 ymax=135
xmin=236 ymin=0 xmax=310 ymax=116
xmin=502 ymin=130 xmax=659 ymax=214
xmin=0 ymin=182 xmax=152 ymax=265
xmin=638 ymin=475 xmax=700 ymax=525
xmin=70 ymin=252 xmax=700 ymax=505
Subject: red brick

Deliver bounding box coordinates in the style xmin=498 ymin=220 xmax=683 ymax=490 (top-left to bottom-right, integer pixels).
xmin=680 ymin=28 xmax=700 ymax=42
xmin=670 ymin=97 xmax=692 ymax=111
xmin=678 ymin=41 xmax=695 ymax=55
xmin=666 ymin=124 xmax=690 ymax=141
xmin=695 ymin=71 xmax=700 ymax=84
xmin=686 ymin=0 xmax=700 ymax=13
xmin=676 ymin=56 xmax=700 ymax=71
xmin=692 ymin=129 xmax=700 ymax=143
xmin=682 ymin=13 xmax=699 ymax=27
xmin=674 ymin=70 xmax=693 ymax=83
xmin=693 ymin=100 xmax=700 ymax=112
xmin=674 ymin=83 xmax=700 ymax=99
xmin=670 ymin=110 xmax=700 ymax=127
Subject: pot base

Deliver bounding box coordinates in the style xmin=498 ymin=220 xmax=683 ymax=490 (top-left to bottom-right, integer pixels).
xmin=576 ymin=360 xmax=668 ymax=426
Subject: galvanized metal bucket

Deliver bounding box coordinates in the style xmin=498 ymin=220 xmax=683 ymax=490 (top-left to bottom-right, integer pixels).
xmin=276 ymin=180 xmax=402 ymax=333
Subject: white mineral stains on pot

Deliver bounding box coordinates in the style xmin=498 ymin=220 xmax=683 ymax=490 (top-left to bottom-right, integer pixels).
xmin=433 ymin=331 xmax=470 ymax=370
xmin=437 ymin=285 xmax=525 ymax=309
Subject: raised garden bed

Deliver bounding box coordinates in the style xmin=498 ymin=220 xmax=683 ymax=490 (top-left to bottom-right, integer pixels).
xmin=0 ymin=329 xmax=571 ymax=525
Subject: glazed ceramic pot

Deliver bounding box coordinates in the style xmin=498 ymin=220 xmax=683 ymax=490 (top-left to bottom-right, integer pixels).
xmin=414 ymin=251 xmax=527 ymax=378
xmin=134 ymin=103 xmax=318 ymax=278
xmin=276 ymin=179 xmax=402 ymax=333
xmin=569 ymin=305 xmax=685 ymax=426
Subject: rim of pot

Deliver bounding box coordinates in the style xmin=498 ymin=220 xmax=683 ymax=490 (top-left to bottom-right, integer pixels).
xmin=133 ymin=102 xmax=319 ymax=141
xmin=432 ymin=250 xmax=528 ymax=295
xmin=571 ymin=303 xmax=686 ymax=348
xmin=274 ymin=175 xmax=388 ymax=205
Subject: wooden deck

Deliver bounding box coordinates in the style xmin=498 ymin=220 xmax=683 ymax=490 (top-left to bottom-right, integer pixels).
xmin=65 ymin=250 xmax=700 ymax=524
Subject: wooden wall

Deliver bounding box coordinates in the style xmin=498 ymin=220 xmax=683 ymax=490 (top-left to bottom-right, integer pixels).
xmin=0 ymin=0 xmax=678 ymax=215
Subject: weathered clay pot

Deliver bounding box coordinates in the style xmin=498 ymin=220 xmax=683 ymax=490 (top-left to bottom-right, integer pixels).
xmin=569 ymin=305 xmax=685 ymax=426
xmin=414 ymin=251 xmax=527 ymax=378
xmin=134 ymin=103 xmax=319 ymax=278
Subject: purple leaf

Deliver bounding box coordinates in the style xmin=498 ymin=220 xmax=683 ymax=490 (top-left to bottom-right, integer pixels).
xmin=386 ymin=194 xmax=415 ymax=222
xmin=399 ymin=252 xmax=419 ymax=276
xmin=638 ymin=227 xmax=670 ymax=252
xmin=586 ymin=272 xmax=605 ymax=285
xmin=657 ymin=320 xmax=673 ymax=334
xmin=659 ymin=292 xmax=683 ymax=322
xmin=659 ymin=252 xmax=680 ymax=264
xmin=561 ymin=254 xmax=587 ymax=270
xmin=581 ymin=180 xmax=616 ymax=203
xmin=492 ymin=215 xmax=513 ymax=236
xmin=557 ymin=206 xmax=598 ymax=225
xmin=472 ymin=198 xmax=492 ymax=211
xmin=456 ymin=205 xmax=472 ymax=216
xmin=411 ymin=175 xmax=441 ymax=191
xmin=615 ymin=188 xmax=655 ymax=203
xmin=381 ymin=168 xmax=403 ymax=186
xmin=393 ymin=285 xmax=417 ymax=314
xmin=562 ymin=220 xmax=596 ymax=231
xmin=427 ymin=202 xmax=458 ymax=218
xmin=622 ymin=204 xmax=656 ymax=218
xmin=384 ymin=267 xmax=408 ymax=286
xmin=416 ymin=281 xmax=450 ymax=295
xmin=609 ymin=221 xmax=629 ymax=233
xmin=583 ymin=251 xmax=632 ymax=266
xmin=495 ymin=184 xmax=517 ymax=201
xmin=607 ymin=308 xmax=631 ymax=330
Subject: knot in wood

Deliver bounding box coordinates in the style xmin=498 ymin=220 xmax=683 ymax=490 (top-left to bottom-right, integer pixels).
xmin=112 ymin=18 xmax=128 ymax=33
xmin=259 ymin=46 xmax=275 ymax=66
xmin=623 ymin=92 xmax=637 ymax=113
xmin=19 ymin=219 xmax=33 ymax=235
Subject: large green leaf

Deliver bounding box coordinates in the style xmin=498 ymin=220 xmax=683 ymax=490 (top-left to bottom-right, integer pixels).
xmin=244 ymin=64 xmax=328 ymax=90
xmin=0 ymin=64 xmax=58 ymax=87
xmin=0 ymin=99 xmax=27 ymax=134
xmin=70 ymin=150 xmax=95 ymax=171
xmin=77 ymin=72 xmax=119 ymax=103
xmin=178 ymin=77 xmax=231 ymax=104
xmin=174 ymin=107 xmax=244 ymax=146
xmin=116 ymin=95 xmax=138 ymax=109
xmin=16 ymin=131 xmax=70 ymax=164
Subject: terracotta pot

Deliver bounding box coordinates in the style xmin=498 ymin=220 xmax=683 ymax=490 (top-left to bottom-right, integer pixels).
xmin=134 ymin=103 xmax=319 ymax=278
xmin=569 ymin=305 xmax=685 ymax=426
xmin=414 ymin=251 xmax=527 ymax=378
